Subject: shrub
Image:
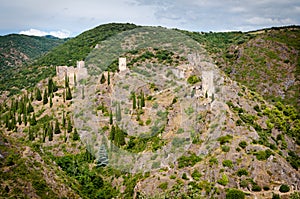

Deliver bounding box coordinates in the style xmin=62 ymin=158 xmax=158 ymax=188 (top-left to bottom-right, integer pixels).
xmin=238 ymin=141 xmax=247 ymax=149
xmin=170 ymin=175 xmax=176 ymax=180
xmin=182 ymin=173 xmax=189 ymax=180
xmin=209 ymin=157 xmax=218 ymax=165
xmin=191 ymin=170 xmax=202 ymax=181
xmin=178 ymin=153 xmax=202 ymax=168
xmin=222 ymin=145 xmax=230 ymax=152
xmin=158 ymin=182 xmax=168 ymax=190
xmin=252 ymin=184 xmax=262 ymax=192
xmin=217 ymin=174 xmax=229 ymax=186
xmin=263 ymin=186 xmax=270 ymax=191
xmin=237 ymin=168 xmax=249 ymax=177
xmin=217 ymin=135 xmax=233 ymax=145
xmin=279 ymin=184 xmax=290 ymax=193
xmin=226 ymin=189 xmax=245 ymax=199
xmin=255 ymin=149 xmax=273 ymax=161
xmin=222 ymin=160 xmax=233 ymax=168
xmin=187 ymin=75 xmax=200 ymax=84
xmin=272 ymin=193 xmax=280 ymax=199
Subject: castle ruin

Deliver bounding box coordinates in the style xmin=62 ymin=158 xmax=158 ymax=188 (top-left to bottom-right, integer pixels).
xmin=119 ymin=58 xmax=127 ymax=71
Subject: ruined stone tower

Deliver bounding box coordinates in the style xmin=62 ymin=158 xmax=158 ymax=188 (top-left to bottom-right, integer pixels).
xmin=119 ymin=58 xmax=127 ymax=71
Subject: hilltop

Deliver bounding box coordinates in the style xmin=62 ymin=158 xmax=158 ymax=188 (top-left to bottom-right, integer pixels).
xmin=0 ymin=24 xmax=299 ymax=199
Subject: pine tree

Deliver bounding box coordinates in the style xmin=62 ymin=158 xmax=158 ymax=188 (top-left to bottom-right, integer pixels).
xmin=100 ymin=73 xmax=106 ymax=84
xmin=67 ymin=117 xmax=73 ymax=133
xmin=109 ymin=110 xmax=113 ymax=125
xmin=36 ymin=88 xmax=42 ymax=101
xmin=73 ymin=128 xmax=79 ymax=141
xmin=96 ymin=144 xmax=108 ymax=167
xmin=54 ymin=119 xmax=61 ymax=134
xmin=43 ymin=89 xmax=48 ymax=105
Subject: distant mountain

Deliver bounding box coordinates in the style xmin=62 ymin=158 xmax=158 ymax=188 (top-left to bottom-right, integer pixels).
xmin=0 ymin=34 xmax=65 ymax=68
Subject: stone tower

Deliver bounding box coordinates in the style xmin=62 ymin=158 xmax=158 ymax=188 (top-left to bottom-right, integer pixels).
xmin=119 ymin=58 xmax=127 ymax=71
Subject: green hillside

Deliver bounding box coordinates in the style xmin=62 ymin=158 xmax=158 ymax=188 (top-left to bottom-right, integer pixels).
xmin=178 ymin=26 xmax=300 ymax=110
xmin=0 ymin=23 xmax=138 ymax=96
xmin=34 ymin=23 xmax=139 ymax=67
xmin=0 ymin=34 xmax=65 ymax=68
xmin=0 ymin=25 xmax=299 ymax=199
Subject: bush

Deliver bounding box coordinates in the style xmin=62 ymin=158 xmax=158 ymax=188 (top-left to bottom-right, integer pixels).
xmin=158 ymin=182 xmax=168 ymax=190
xmin=272 ymin=193 xmax=280 ymax=199
xmin=217 ymin=174 xmax=229 ymax=186
xmin=279 ymin=184 xmax=290 ymax=193
xmin=178 ymin=153 xmax=202 ymax=168
xmin=226 ymin=189 xmax=245 ymax=199
xmin=252 ymin=184 xmax=262 ymax=192
xmin=237 ymin=168 xmax=249 ymax=177
xmin=209 ymin=157 xmax=218 ymax=165
xmin=191 ymin=170 xmax=202 ymax=181
xmin=222 ymin=145 xmax=230 ymax=152
xmin=182 ymin=173 xmax=189 ymax=180
xmin=187 ymin=75 xmax=200 ymax=84
xmin=238 ymin=141 xmax=247 ymax=149
xmin=222 ymin=160 xmax=233 ymax=168
xmin=218 ymin=135 xmax=233 ymax=145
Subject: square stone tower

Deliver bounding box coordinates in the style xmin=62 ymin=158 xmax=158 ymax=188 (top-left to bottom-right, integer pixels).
xmin=119 ymin=58 xmax=127 ymax=71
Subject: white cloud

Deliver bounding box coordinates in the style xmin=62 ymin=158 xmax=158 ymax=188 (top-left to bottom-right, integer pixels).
xmin=19 ymin=28 xmax=70 ymax=38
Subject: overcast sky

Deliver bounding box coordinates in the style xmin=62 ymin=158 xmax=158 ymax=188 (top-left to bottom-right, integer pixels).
xmin=1 ymin=0 xmax=299 ymax=38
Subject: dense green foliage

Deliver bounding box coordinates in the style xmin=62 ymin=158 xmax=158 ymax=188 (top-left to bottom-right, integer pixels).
xmin=177 ymin=152 xmax=202 ymax=168
xmin=226 ymin=188 xmax=245 ymax=199
xmin=35 ymin=23 xmax=138 ymax=67
xmin=0 ymin=34 xmax=65 ymax=68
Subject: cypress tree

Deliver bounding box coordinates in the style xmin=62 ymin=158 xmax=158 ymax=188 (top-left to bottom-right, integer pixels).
xmin=66 ymin=87 xmax=72 ymax=100
xmin=107 ymin=71 xmax=110 ymax=85
xmin=109 ymin=125 xmax=115 ymax=141
xmin=62 ymin=111 xmax=66 ymax=128
xmin=115 ymin=103 xmax=122 ymax=122
xmin=49 ymin=93 xmax=53 ymax=108
xmin=43 ymin=89 xmax=48 ymax=105
xmin=30 ymin=113 xmax=37 ymax=126
xmin=100 ymin=73 xmax=106 ymax=84
xmin=65 ymin=73 xmax=69 ymax=88
xmin=36 ymin=88 xmax=42 ymax=101
xmin=24 ymin=112 xmax=27 ymax=126
xmin=109 ymin=110 xmax=113 ymax=125
xmin=48 ymin=122 xmax=53 ymax=141
xmin=82 ymin=86 xmax=85 ymax=99
xmin=28 ymin=126 xmax=34 ymax=141
xmin=27 ymin=102 xmax=34 ymax=113
xmin=63 ymin=90 xmax=66 ymax=103
xmin=48 ymin=78 xmax=53 ymax=95
xmin=52 ymin=80 xmax=58 ymax=92
xmin=74 ymin=74 xmax=77 ymax=87
xmin=54 ymin=119 xmax=61 ymax=134
xmin=18 ymin=113 xmax=22 ymax=125
xmin=67 ymin=117 xmax=73 ymax=133
xmin=141 ymin=91 xmax=145 ymax=107
xmin=132 ymin=92 xmax=136 ymax=110
xmin=73 ymin=128 xmax=79 ymax=141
